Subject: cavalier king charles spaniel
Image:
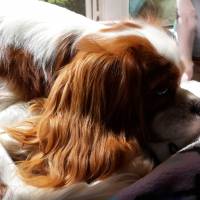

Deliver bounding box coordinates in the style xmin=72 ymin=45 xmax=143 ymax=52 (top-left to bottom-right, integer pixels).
xmin=0 ymin=0 xmax=184 ymax=199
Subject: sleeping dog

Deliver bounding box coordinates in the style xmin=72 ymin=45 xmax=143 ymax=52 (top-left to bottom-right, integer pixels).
xmin=0 ymin=0 xmax=199 ymax=199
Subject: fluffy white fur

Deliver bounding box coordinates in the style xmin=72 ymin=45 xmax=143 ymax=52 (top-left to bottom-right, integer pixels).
xmin=0 ymin=0 xmax=181 ymax=78
xmin=0 ymin=0 xmax=103 ymax=78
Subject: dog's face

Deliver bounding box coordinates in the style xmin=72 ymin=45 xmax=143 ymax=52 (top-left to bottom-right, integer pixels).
xmin=150 ymin=84 xmax=200 ymax=162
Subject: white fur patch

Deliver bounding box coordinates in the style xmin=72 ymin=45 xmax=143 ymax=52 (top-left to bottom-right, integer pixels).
xmin=97 ymin=22 xmax=180 ymax=66
xmin=0 ymin=0 xmax=103 ymax=78
xmin=139 ymin=25 xmax=180 ymax=66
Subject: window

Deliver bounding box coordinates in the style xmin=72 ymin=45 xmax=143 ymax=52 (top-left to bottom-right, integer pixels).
xmin=90 ymin=0 xmax=176 ymax=26
xmin=129 ymin=0 xmax=176 ymax=27
xmin=41 ymin=0 xmax=176 ymax=26
xmin=40 ymin=0 xmax=129 ymax=21
xmin=41 ymin=0 xmax=86 ymax=16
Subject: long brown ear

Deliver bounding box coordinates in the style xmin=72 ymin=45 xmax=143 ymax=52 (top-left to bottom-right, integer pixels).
xmin=7 ymin=41 xmax=143 ymax=187
xmin=8 ymin=32 xmax=158 ymax=187
xmin=76 ymin=32 xmax=163 ymax=133
xmin=76 ymin=35 xmax=151 ymax=131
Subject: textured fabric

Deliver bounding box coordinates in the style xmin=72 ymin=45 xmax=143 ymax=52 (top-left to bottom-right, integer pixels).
xmin=111 ymin=148 xmax=200 ymax=200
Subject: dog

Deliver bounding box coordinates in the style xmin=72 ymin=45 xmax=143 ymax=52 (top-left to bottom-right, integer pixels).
xmin=0 ymin=0 xmax=189 ymax=199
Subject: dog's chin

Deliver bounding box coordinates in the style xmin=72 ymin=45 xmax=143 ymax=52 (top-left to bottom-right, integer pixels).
xmin=149 ymin=81 xmax=200 ymax=162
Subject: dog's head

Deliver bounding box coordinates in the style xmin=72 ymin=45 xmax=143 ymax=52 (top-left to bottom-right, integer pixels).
xmin=10 ymin=21 xmax=181 ymax=187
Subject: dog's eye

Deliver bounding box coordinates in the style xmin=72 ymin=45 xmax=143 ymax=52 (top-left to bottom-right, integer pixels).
xmin=156 ymin=88 xmax=169 ymax=96
xmin=190 ymin=101 xmax=200 ymax=116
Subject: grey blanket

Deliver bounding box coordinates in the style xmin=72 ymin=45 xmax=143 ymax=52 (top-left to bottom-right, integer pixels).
xmin=111 ymin=147 xmax=200 ymax=200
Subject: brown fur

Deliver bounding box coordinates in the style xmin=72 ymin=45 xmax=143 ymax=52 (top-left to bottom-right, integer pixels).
xmin=0 ymin=46 xmax=48 ymax=100
xmin=0 ymin=34 xmax=78 ymax=100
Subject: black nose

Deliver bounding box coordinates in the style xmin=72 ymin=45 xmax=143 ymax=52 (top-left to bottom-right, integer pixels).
xmin=190 ymin=100 xmax=200 ymax=115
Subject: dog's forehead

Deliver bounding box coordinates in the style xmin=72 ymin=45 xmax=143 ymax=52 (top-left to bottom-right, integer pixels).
xmin=100 ymin=22 xmax=180 ymax=67
xmin=139 ymin=25 xmax=180 ymax=66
